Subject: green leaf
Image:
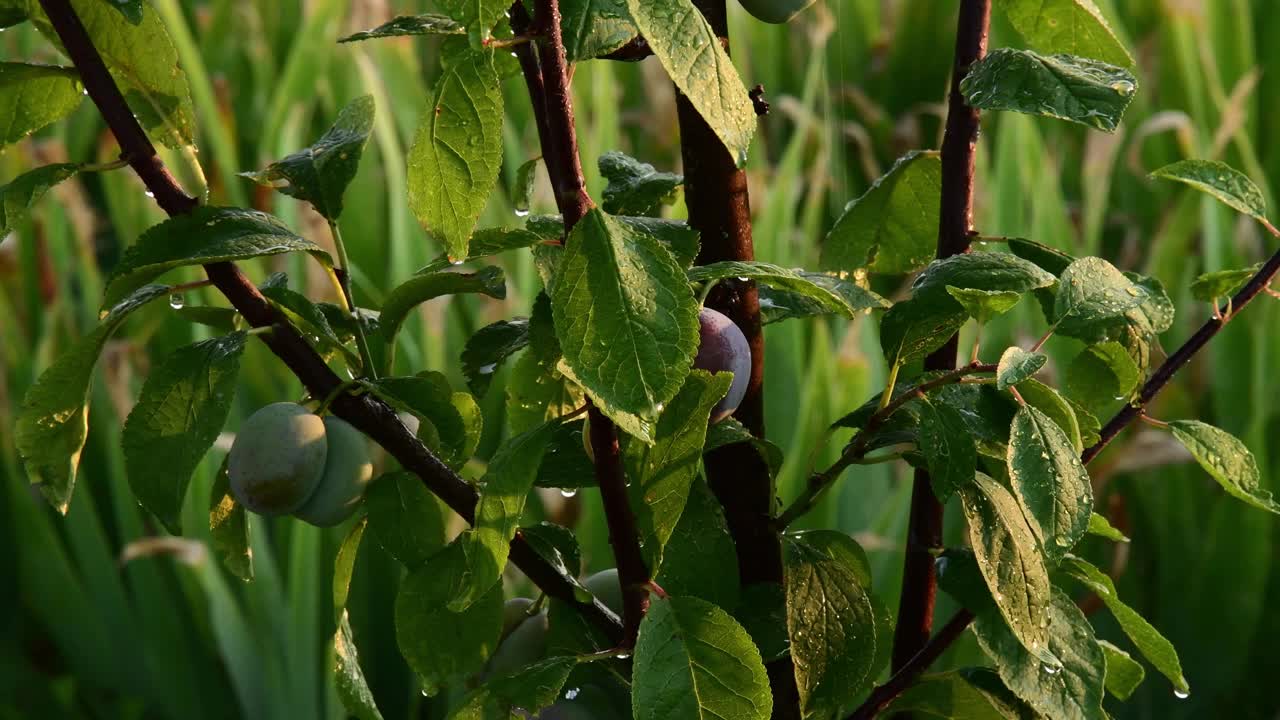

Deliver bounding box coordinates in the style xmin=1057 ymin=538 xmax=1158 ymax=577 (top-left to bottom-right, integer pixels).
xmin=913 ymin=252 xmax=1057 ymax=299
xmin=625 ymin=370 xmax=732 ymax=567
xmin=913 ymin=394 xmax=977 ymax=501
xmin=436 ymin=0 xmax=508 ymax=37
xmin=632 ymin=595 xmax=772 ymax=720
xmin=1190 ymin=263 xmax=1262 ymax=302
xmin=997 ymin=347 xmax=1047 ymax=390
xmin=452 ymin=422 xmax=557 ymax=611
xmin=784 ymin=532 xmax=882 ymax=716
xmin=563 ymin=0 xmax=637 ymax=61
xmin=653 ymin=478 xmax=740 ymax=610
xmin=879 ymin=296 xmax=968 ymax=366
xmin=1086 ymin=512 xmax=1128 ymax=543
xmin=960 ymin=48 xmax=1136 ymax=132
xmin=369 ymin=374 xmax=478 ymax=470
xmin=0 ymin=162 xmax=81 ymax=236
xmin=379 ymin=266 xmax=507 ymax=363
xmin=395 ymin=542 xmax=503 ymax=695
xmin=689 ymin=260 xmax=889 ymax=317
xmin=1007 ymin=405 xmax=1093 ymax=560
xmin=959 ymin=473 xmax=1055 ymax=662
xmin=512 ymin=157 xmax=539 ymax=216
xmin=417 ymin=226 xmax=546 ymax=274
xmin=996 ymin=0 xmax=1133 ymax=67
xmin=334 ymin=519 xmax=366 ymax=617
xmin=1053 ymin=257 xmax=1145 ymax=324
xmin=518 ymin=522 xmax=584 ymax=581
xmin=1099 ymin=640 xmax=1144 ymax=701
xmin=822 ymin=150 xmax=942 ymax=274
xmin=461 ymin=318 xmax=530 ymax=396
xmin=1017 ymin=379 xmax=1083 ymax=454
xmin=16 ymin=284 xmax=170 ymax=511
xmin=883 ymin=670 xmax=1028 ymax=719
xmin=624 ymin=0 xmax=756 ymax=165
xmin=507 ymin=297 xmax=585 ymax=435
xmin=946 ymin=287 xmax=1023 ymax=324
xmin=175 ymin=305 xmax=239 ymax=332
xmin=1149 ymin=159 xmax=1268 ymax=221
xmin=240 ymin=95 xmax=374 ymax=220
xmin=550 ymin=208 xmax=699 ymax=426
xmin=261 ymin=285 xmax=359 ymax=364
xmin=0 ymin=4 xmax=26 ymax=28
xmin=102 ymin=207 xmax=332 ymax=308
xmin=1061 ymin=555 xmax=1187 ymax=694
xmin=534 ymin=421 xmax=596 ymax=490
xmin=338 ymin=14 xmax=465 ymax=42
xmin=1009 ymin=236 xmax=1075 ymax=276
xmin=334 ymin=613 xmax=384 ymax=720
xmin=1065 ymin=341 xmax=1140 ymax=410
xmin=0 ymin=63 xmax=83 ymax=148
xmin=1168 ymin=420 xmax=1278 ymax=514
xmin=972 ymin=588 xmax=1106 ymax=720
xmin=99 ymin=0 xmax=142 ymax=24
xmin=209 ymin=457 xmax=252 ymax=581
xmin=122 ymin=332 xmax=246 ymax=533
xmin=407 ymin=49 xmax=504 ymax=261
xmin=30 ymin=0 xmax=196 ymax=147
xmin=365 ymin=471 xmax=448 ymax=567
xmin=758 ymin=272 xmax=891 ymax=323
xmin=600 ymin=151 xmax=683 ymax=216
xmin=703 ymin=417 xmax=785 ymax=479
xmin=447 ymin=656 xmax=578 ymax=719
xmin=530 ymin=213 xmax=701 ymax=269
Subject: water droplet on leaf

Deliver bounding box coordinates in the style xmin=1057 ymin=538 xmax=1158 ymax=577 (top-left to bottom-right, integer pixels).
xmin=169 ymin=293 xmax=185 ymax=309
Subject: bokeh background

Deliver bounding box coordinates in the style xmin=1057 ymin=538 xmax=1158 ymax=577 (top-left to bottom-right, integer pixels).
xmin=2 ymin=0 xmax=1278 ymax=718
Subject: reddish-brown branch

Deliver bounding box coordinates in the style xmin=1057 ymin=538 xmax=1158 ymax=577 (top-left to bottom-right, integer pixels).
xmin=848 ymin=610 xmax=975 ymax=720
xmin=530 ymin=0 xmax=650 ymax=645
xmin=673 ymin=0 xmax=794 ymax=715
xmin=37 ymin=0 xmax=621 ymax=642
xmin=891 ymin=0 xmax=991 ymax=676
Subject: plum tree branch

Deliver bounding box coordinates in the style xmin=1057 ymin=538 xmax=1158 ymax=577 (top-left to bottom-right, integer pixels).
xmin=891 ymin=0 xmax=991 ymax=676
xmin=672 ymin=1 xmax=795 ymax=715
xmin=528 ymin=0 xmax=651 ymax=646
xmin=36 ymin=0 xmax=621 ymax=643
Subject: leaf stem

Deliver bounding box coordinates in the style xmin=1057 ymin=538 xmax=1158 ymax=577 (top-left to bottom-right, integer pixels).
xmin=328 ymin=220 xmax=378 ymax=379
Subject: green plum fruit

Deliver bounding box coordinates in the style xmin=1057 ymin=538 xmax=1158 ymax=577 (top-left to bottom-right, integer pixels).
xmin=737 ymin=0 xmax=816 ymax=24
xmin=582 ymin=568 xmax=622 ymax=615
xmin=228 ymin=402 xmax=327 ymax=515
xmin=501 ymin=597 xmax=536 ymax=639
xmin=293 ymin=416 xmax=374 ymax=527
xmin=487 ymin=610 xmax=549 ymax=677
xmin=693 ymin=307 xmax=752 ymax=422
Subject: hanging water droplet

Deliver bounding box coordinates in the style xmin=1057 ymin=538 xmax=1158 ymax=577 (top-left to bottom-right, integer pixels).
xmin=563 ymin=687 xmax=580 ymax=700
xmin=478 ymin=363 xmax=497 ymax=375
xmin=1042 ymin=663 xmax=1062 ymax=676
xmin=144 ymin=190 xmax=156 ymax=198
xmin=450 ymin=257 xmax=466 ymax=266
xmin=1174 ymin=689 xmax=1190 ymax=700
xmin=614 ymin=652 xmax=631 ymax=660
xmin=514 ymin=208 xmax=530 ymax=218
xmin=560 ymin=488 xmax=578 ymax=498
xmin=168 ymin=293 xmax=186 ymax=309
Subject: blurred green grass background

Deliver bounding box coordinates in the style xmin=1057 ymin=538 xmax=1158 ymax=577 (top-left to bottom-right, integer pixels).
xmin=2 ymin=0 xmax=1278 ymax=717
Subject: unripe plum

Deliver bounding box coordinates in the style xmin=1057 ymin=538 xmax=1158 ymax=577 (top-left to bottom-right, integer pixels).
xmin=487 ymin=610 xmax=549 ymax=677
xmin=501 ymin=597 xmax=536 ymax=639
xmin=693 ymin=307 xmax=751 ymax=423
xmin=736 ymin=0 xmax=816 ymax=24
xmin=293 ymin=416 xmax=374 ymax=527
xmin=228 ymin=402 xmax=327 ymax=515
xmin=583 ymin=568 xmax=622 ymax=616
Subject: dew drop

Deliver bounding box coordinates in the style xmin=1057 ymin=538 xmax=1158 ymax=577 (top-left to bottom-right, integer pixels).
xmin=168 ymin=293 xmax=186 ymax=309
xmin=514 ymin=208 xmax=530 ymax=218
xmin=144 ymin=190 xmax=156 ymax=198
xmin=614 ymin=651 xmax=631 ymax=660
xmin=1174 ymin=689 xmax=1190 ymax=700
xmin=478 ymin=363 xmax=497 ymax=375
xmin=1042 ymin=663 xmax=1062 ymax=676
xmin=563 ymin=687 xmax=580 ymax=700
xmin=450 ymin=257 xmax=466 ymax=266
xmin=560 ymin=488 xmax=578 ymax=498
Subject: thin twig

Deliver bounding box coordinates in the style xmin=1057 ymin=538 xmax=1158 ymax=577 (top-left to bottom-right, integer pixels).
xmin=37 ymin=0 xmax=621 ymax=642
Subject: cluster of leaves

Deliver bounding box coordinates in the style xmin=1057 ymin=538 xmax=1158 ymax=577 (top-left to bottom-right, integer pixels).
xmin=5 ymin=0 xmax=1279 ymax=718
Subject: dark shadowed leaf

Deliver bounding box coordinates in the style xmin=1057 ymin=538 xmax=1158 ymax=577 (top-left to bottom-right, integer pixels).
xmin=461 ymin=318 xmax=530 ymax=396
xmin=653 ymin=478 xmax=740 ymax=610
xmin=447 ymin=656 xmax=578 ymax=719
xmin=600 ymin=151 xmax=683 ymax=216
xmin=365 ymin=471 xmax=448 ymax=567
